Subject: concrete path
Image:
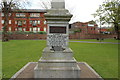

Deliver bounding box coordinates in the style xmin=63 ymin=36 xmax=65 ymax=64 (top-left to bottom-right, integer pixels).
xmin=69 ymin=41 xmax=120 ymax=44
xmin=11 ymin=62 xmax=103 ymax=79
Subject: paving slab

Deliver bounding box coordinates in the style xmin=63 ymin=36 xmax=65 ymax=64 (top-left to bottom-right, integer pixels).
xmin=10 ymin=62 xmax=103 ymax=80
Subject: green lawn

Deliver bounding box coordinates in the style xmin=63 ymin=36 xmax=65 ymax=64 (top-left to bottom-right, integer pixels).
xmin=0 ymin=40 xmax=2 ymax=79
xmin=71 ymin=38 xmax=119 ymax=43
xmin=2 ymin=39 xmax=118 ymax=78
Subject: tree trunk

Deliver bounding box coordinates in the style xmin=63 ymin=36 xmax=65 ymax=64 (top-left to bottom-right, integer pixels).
xmin=2 ymin=2 xmax=10 ymax=42
xmin=114 ymin=23 xmax=120 ymax=40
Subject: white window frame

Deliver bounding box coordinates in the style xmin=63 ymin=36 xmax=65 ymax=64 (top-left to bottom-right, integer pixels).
xmin=18 ymin=21 xmax=22 ymax=26
xmin=38 ymin=21 xmax=40 ymax=24
xmin=18 ymin=27 xmax=22 ymax=31
xmin=1 ymin=13 xmax=4 ymax=16
xmin=38 ymin=27 xmax=40 ymax=31
xmin=23 ymin=28 xmax=26 ymax=31
xmin=32 ymin=20 xmax=37 ymax=26
xmin=15 ymin=21 xmax=17 ymax=24
xmin=44 ymin=21 xmax=46 ymax=24
xmin=9 ymin=20 xmax=11 ymax=24
xmin=30 ymin=13 xmax=40 ymax=17
xmin=2 ymin=20 xmax=4 ymax=24
xmin=30 ymin=20 xmax=32 ymax=24
xmin=9 ymin=13 xmax=11 ymax=16
xmin=33 ymin=27 xmax=37 ymax=32
xmin=88 ymin=24 xmax=94 ymax=27
xmin=15 ymin=28 xmax=17 ymax=31
xmin=30 ymin=27 xmax=32 ymax=31
xmin=44 ymin=27 xmax=46 ymax=32
xmin=23 ymin=21 xmax=26 ymax=24
xmin=16 ymin=13 xmax=26 ymax=17
xmin=9 ymin=27 xmax=11 ymax=31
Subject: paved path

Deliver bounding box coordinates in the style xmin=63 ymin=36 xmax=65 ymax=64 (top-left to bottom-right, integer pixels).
xmin=11 ymin=62 xmax=102 ymax=79
xmin=69 ymin=41 xmax=120 ymax=44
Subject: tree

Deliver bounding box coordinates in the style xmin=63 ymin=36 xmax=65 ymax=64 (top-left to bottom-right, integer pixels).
xmin=38 ymin=0 xmax=51 ymax=9
xmin=93 ymin=0 xmax=120 ymax=39
xmin=0 ymin=0 xmax=31 ymax=42
xmin=73 ymin=28 xmax=82 ymax=33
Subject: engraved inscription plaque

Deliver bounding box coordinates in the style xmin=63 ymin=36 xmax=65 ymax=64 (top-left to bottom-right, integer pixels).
xmin=50 ymin=26 xmax=66 ymax=34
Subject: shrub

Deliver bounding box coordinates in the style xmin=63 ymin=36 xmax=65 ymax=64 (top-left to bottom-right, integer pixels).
xmin=74 ymin=28 xmax=82 ymax=33
xmin=38 ymin=31 xmax=47 ymax=34
xmin=5 ymin=31 xmax=47 ymax=34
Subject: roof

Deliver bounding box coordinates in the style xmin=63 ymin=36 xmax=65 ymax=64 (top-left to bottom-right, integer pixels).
xmin=72 ymin=21 xmax=98 ymax=26
xmin=0 ymin=9 xmax=47 ymax=13
xmin=15 ymin=9 xmax=47 ymax=13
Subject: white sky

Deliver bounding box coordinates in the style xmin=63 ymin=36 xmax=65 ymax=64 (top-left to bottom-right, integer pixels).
xmin=27 ymin=0 xmax=105 ymax=24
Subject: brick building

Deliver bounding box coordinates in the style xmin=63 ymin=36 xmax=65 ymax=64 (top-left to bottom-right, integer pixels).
xmin=0 ymin=9 xmax=47 ymax=32
xmin=70 ymin=21 xmax=99 ymax=34
xmin=98 ymin=27 xmax=111 ymax=34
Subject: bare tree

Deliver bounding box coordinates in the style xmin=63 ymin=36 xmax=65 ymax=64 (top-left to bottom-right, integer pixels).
xmin=39 ymin=0 xmax=51 ymax=9
xmin=0 ymin=0 xmax=31 ymax=42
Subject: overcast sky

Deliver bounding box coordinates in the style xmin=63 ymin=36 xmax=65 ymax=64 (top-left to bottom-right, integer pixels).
xmin=28 ymin=0 xmax=105 ymax=24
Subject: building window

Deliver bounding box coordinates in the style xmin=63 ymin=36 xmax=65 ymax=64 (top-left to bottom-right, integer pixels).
xmin=33 ymin=27 xmax=37 ymax=32
xmin=30 ymin=21 xmax=32 ymax=24
xmin=17 ymin=21 xmax=22 ymax=26
xmin=16 ymin=13 xmax=26 ymax=17
xmin=44 ymin=27 xmax=46 ymax=32
xmin=9 ymin=27 xmax=11 ymax=31
xmin=9 ymin=20 xmax=11 ymax=24
xmin=1 ymin=27 xmax=4 ymax=31
xmin=2 ymin=20 xmax=4 ymax=24
xmin=1 ymin=13 xmax=4 ymax=16
xmin=30 ymin=13 xmax=40 ymax=17
xmin=1 ymin=13 xmax=11 ymax=17
xmin=44 ymin=21 xmax=46 ymax=24
xmin=15 ymin=21 xmax=17 ymax=24
xmin=75 ymin=26 xmax=78 ymax=28
xmin=30 ymin=27 xmax=32 ymax=31
xmin=88 ymin=24 xmax=94 ymax=27
xmin=23 ymin=21 xmax=26 ymax=24
xmin=82 ymin=24 xmax=85 ymax=27
xmin=9 ymin=13 xmax=11 ymax=16
xmin=30 ymin=20 xmax=40 ymax=26
xmin=23 ymin=28 xmax=26 ymax=31
xmin=18 ymin=27 xmax=22 ymax=31
xmin=38 ymin=27 xmax=40 ymax=31
xmin=38 ymin=21 xmax=40 ymax=24
xmin=15 ymin=28 xmax=17 ymax=31
xmin=33 ymin=21 xmax=38 ymax=26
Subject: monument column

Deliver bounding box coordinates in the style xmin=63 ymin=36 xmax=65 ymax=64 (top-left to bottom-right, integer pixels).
xmin=34 ymin=0 xmax=81 ymax=78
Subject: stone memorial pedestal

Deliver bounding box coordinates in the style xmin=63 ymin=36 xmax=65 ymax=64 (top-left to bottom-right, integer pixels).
xmin=34 ymin=0 xmax=81 ymax=78
xmin=34 ymin=47 xmax=81 ymax=78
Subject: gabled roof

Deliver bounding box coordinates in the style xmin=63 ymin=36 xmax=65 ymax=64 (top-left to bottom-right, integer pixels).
xmin=0 ymin=9 xmax=47 ymax=13
xmin=14 ymin=9 xmax=47 ymax=13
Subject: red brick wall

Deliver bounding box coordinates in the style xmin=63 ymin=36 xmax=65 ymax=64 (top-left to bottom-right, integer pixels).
xmin=3 ymin=33 xmax=117 ymax=40
xmin=69 ymin=33 xmax=117 ymax=39
xmin=8 ymin=34 xmax=47 ymax=40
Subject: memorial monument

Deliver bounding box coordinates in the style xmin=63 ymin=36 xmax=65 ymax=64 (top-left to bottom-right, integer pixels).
xmin=34 ymin=0 xmax=81 ymax=78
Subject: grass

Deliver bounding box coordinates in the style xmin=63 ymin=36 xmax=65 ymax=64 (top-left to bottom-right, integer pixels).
xmin=70 ymin=38 xmax=119 ymax=43
xmin=2 ymin=39 xmax=118 ymax=78
xmin=0 ymin=40 xmax=2 ymax=79
xmin=2 ymin=40 xmax=46 ymax=78
xmin=70 ymin=42 xmax=118 ymax=78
